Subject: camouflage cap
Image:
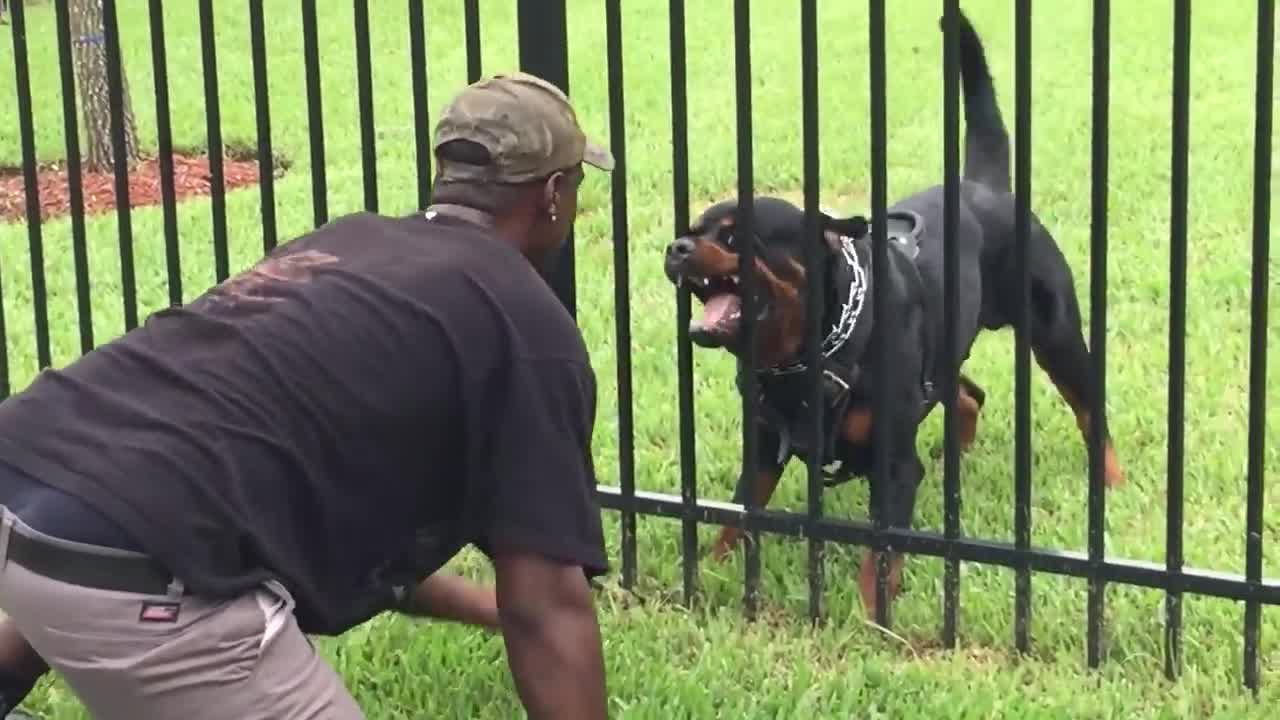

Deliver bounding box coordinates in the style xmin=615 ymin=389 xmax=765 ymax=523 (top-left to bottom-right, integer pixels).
xmin=433 ymin=71 xmax=614 ymax=184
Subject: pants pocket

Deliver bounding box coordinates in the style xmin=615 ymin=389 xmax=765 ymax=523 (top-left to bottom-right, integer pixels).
xmin=19 ymin=591 xmax=269 ymax=720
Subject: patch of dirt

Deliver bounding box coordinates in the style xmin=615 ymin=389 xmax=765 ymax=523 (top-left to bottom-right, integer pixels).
xmin=0 ymin=150 xmax=272 ymax=225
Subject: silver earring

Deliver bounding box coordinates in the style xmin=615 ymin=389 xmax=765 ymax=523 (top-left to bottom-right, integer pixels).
xmin=550 ymin=209 xmax=558 ymax=223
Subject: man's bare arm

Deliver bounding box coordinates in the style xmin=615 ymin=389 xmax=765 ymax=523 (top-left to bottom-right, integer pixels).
xmin=493 ymin=548 xmax=607 ymax=720
xmin=396 ymin=572 xmax=500 ymax=630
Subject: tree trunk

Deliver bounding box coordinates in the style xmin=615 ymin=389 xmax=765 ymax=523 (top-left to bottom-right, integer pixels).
xmin=70 ymin=0 xmax=140 ymax=173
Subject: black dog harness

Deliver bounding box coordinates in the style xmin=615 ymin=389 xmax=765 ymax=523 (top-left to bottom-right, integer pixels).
xmin=743 ymin=209 xmax=935 ymax=484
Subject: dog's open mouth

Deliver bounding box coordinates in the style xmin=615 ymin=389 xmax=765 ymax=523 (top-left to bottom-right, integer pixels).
xmin=680 ymin=272 xmax=767 ymax=348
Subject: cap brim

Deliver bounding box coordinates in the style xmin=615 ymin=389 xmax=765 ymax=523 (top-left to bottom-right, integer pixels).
xmin=583 ymin=139 xmax=615 ymax=172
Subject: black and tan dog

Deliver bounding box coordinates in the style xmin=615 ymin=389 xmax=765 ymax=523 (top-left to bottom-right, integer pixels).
xmin=662 ymin=10 xmax=1124 ymax=619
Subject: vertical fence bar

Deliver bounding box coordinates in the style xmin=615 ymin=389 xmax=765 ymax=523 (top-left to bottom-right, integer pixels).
xmin=669 ymin=0 xmax=699 ymax=607
xmin=147 ymin=0 xmax=181 ymax=306
xmin=0 ymin=3 xmax=9 ymax=394
xmin=249 ymin=0 xmax=277 ymax=253
xmin=0 ymin=250 xmax=6 ymax=396
xmin=11 ymin=0 xmax=51 ymax=369
xmin=1086 ymin=0 xmax=1111 ymax=670
xmin=800 ymin=0 xmax=825 ymax=624
xmin=1243 ymin=0 xmax=1273 ymax=694
xmin=408 ymin=0 xmax=431 ymax=210
xmin=868 ymin=0 xmax=891 ymax=629
xmin=102 ymin=0 xmax=137 ymax=330
xmin=1165 ymin=0 xmax=1191 ymax=682
xmin=464 ymin=0 xmax=482 ymax=84
xmin=198 ymin=0 xmax=229 ymax=282
xmin=354 ymin=0 xmax=378 ymax=213
xmin=0 ymin=6 xmax=7 ymax=384
xmin=940 ymin=0 xmax=962 ymax=649
xmin=54 ymin=0 xmax=94 ymax=349
xmin=301 ymin=0 xmax=328 ymax=227
xmin=0 ymin=250 xmax=5 ymax=396
xmin=733 ymin=0 xmax=761 ymax=621
xmin=605 ymin=0 xmax=637 ymax=590
xmin=517 ymin=0 xmax=575 ymax=317
xmin=1013 ymin=0 xmax=1034 ymax=655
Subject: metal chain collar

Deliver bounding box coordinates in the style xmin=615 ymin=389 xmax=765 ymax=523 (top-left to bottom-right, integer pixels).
xmin=760 ymin=232 xmax=866 ymax=377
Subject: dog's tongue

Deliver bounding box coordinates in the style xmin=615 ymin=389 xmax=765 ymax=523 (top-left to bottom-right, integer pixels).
xmin=698 ymin=293 xmax=741 ymax=329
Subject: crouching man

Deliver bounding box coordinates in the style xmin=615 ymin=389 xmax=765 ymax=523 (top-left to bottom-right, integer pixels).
xmin=0 ymin=71 xmax=613 ymax=720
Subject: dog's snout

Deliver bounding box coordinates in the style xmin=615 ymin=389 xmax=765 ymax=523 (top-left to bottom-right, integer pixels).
xmin=667 ymin=236 xmax=696 ymax=259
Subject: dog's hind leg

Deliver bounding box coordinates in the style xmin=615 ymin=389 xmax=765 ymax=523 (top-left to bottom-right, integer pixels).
xmin=957 ymin=373 xmax=985 ymax=452
xmin=926 ymin=373 xmax=983 ymax=460
xmin=1019 ymin=248 xmax=1125 ymax=487
xmin=1033 ymin=343 xmax=1124 ymax=487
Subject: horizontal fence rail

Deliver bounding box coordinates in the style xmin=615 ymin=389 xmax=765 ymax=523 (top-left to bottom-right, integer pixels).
xmin=1 ymin=0 xmax=1274 ymax=694
xmin=595 ymin=486 xmax=1280 ymax=605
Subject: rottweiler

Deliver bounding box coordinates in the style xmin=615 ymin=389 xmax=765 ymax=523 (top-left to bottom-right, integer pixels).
xmin=662 ymin=9 xmax=1124 ymax=620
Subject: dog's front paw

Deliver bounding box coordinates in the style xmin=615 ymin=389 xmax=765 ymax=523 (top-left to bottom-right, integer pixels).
xmin=709 ymin=526 xmax=744 ymax=561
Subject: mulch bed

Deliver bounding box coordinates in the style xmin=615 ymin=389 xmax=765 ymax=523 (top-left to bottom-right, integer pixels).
xmin=0 ymin=151 xmax=265 ymax=225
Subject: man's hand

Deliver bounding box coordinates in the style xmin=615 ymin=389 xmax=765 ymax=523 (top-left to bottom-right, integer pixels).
xmin=493 ymin=548 xmax=607 ymax=720
xmin=396 ymin=573 xmax=501 ymax=630
xmin=0 ymin=619 xmax=47 ymax=715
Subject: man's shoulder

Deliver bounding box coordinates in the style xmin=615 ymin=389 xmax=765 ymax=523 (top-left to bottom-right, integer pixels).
xmin=492 ymin=278 xmax=589 ymax=366
xmin=280 ymin=211 xmax=432 ymax=252
xmin=416 ymin=228 xmax=585 ymax=363
xmin=273 ymin=212 xmax=510 ymax=291
xmin=283 ymin=211 xmax=588 ymax=363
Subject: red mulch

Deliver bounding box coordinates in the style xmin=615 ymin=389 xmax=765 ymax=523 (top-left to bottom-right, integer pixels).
xmin=0 ymin=152 xmax=264 ymax=225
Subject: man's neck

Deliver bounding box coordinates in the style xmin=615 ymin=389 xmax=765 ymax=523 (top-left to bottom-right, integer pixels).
xmin=424 ymin=203 xmax=496 ymax=230
xmin=424 ymin=203 xmax=543 ymax=268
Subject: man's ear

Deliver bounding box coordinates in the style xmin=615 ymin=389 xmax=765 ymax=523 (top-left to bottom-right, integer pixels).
xmin=541 ymin=171 xmax=564 ymax=215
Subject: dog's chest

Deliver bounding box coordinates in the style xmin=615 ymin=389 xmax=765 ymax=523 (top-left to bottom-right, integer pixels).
xmin=752 ymin=372 xmax=860 ymax=473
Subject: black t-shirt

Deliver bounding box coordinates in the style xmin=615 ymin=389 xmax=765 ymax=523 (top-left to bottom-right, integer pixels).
xmin=0 ymin=211 xmax=608 ymax=635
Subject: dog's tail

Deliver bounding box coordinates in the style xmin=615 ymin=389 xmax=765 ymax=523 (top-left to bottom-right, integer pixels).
xmin=942 ymin=10 xmax=1011 ymax=193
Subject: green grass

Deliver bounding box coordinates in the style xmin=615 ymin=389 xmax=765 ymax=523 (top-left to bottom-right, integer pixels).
xmin=2 ymin=0 xmax=1278 ymax=717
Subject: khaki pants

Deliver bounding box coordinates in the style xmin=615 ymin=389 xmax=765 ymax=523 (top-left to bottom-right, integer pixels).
xmin=0 ymin=508 xmax=365 ymax=720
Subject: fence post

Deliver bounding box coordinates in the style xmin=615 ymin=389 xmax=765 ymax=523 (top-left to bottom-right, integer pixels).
xmin=516 ymin=0 xmax=575 ymax=318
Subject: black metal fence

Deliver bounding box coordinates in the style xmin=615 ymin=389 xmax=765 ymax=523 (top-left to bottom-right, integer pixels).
xmin=2 ymin=0 xmax=1276 ymax=693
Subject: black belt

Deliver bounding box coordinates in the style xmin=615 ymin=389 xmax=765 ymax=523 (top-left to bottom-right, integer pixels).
xmin=4 ymin=525 xmax=187 ymax=596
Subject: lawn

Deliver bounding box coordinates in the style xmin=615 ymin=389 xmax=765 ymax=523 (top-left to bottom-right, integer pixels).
xmin=1 ymin=0 xmax=1278 ymax=717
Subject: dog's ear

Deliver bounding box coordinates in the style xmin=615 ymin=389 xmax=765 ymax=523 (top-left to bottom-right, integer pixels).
xmin=820 ymin=212 xmax=868 ymax=250
xmin=938 ymin=8 xmax=972 ymax=37
xmin=843 ymin=215 xmax=869 ymax=238
xmin=820 ymin=229 xmax=841 ymax=253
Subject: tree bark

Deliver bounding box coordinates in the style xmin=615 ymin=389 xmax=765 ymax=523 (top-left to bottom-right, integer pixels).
xmin=70 ymin=0 xmax=140 ymax=173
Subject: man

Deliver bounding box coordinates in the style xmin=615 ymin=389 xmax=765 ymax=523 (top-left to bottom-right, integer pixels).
xmin=0 ymin=71 xmax=613 ymax=719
